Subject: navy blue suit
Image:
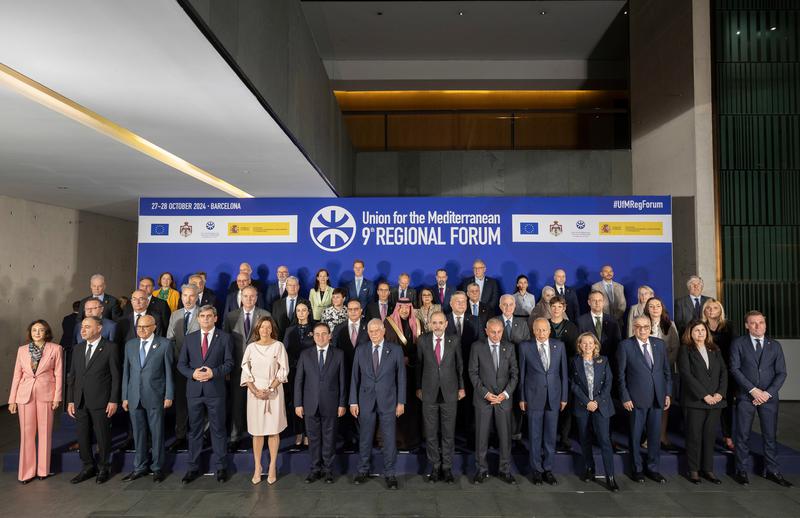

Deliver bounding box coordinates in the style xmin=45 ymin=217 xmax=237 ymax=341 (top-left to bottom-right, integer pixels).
xmin=570 ymin=355 xmax=615 ymax=476
xmin=264 ymin=282 xmax=287 ymax=309
xmin=729 ymin=335 xmax=787 ymax=474
xmin=349 ymin=341 xmax=407 ymax=476
xmin=519 ymin=338 xmax=568 ymax=472
xmin=294 ymin=346 xmax=346 ymax=474
xmin=432 ymin=283 xmax=457 ymax=313
xmin=554 ymin=285 xmax=581 ymax=323
xmin=616 ymin=336 xmax=672 ymax=473
xmin=345 ymin=278 xmax=375 ymax=310
xmin=177 ymin=329 xmax=234 ymax=471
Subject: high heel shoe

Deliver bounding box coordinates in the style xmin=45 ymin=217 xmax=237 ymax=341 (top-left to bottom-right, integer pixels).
xmin=267 ymin=466 xmax=277 ymax=485
xmin=251 ymin=471 xmax=262 ymax=485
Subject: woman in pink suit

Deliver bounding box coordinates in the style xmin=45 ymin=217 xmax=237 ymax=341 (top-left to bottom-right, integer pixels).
xmin=7 ymin=320 xmax=63 ymax=484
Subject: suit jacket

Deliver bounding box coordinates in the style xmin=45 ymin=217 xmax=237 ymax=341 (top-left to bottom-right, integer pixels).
xmin=117 ymin=310 xmax=165 ymax=344
xmin=460 ymin=276 xmax=500 ymax=314
xmin=264 ymin=282 xmax=287 ymax=308
xmin=66 ymin=338 xmax=121 ymax=410
xmin=224 ymin=289 xmax=266 ymax=317
xmin=228 ymin=279 xmax=264 ymax=293
xmin=332 ymin=319 xmax=369 ymax=378
xmin=576 ymin=312 xmax=621 ymax=359
xmin=122 ymin=335 xmax=174 ymax=409
xmin=569 ymin=355 xmax=615 ymax=417
xmin=73 ymin=318 xmax=120 ymax=348
xmin=590 ymin=281 xmax=627 ymax=321
xmin=464 ymin=301 xmax=490 ymax=336
xmin=197 ymin=290 xmax=217 ymax=309
xmin=616 ymin=336 xmax=672 ymax=409
xmin=678 ymin=345 xmax=727 ymax=409
xmin=271 ymin=297 xmax=310 ymax=340
xmin=222 ymin=307 xmax=271 ymax=369
xmin=431 ymin=283 xmax=457 ymax=312
xmin=468 ymin=339 xmax=518 ymax=407
xmin=124 ymin=297 xmax=170 ymax=331
xmin=390 ymin=286 xmax=418 ymax=307
xmin=553 ymin=285 xmax=581 ymax=322
xmin=294 ymin=346 xmax=346 ymax=416
xmin=166 ymin=306 xmax=201 ymax=359
xmin=550 ymin=319 xmax=580 ymax=355
xmin=729 ymin=335 xmax=786 ymax=402
xmin=349 ymin=341 xmax=407 ymax=413
xmin=674 ymin=295 xmax=711 ymax=335
xmin=284 ymin=322 xmax=317 ymax=374
xmin=499 ymin=315 xmax=531 ymax=345
xmin=365 ymin=300 xmax=395 ymax=322
xmin=416 ymin=332 xmax=464 ymax=403
xmin=518 ymin=338 xmax=568 ymax=411
xmin=446 ymin=312 xmax=481 ymax=364
xmin=345 ymin=278 xmax=375 ymax=309
xmin=79 ymin=294 xmax=122 ymax=321
xmin=60 ymin=313 xmax=79 ymax=347
xmin=177 ymin=329 xmax=234 ymax=398
xmin=8 ymin=343 xmax=63 ymax=404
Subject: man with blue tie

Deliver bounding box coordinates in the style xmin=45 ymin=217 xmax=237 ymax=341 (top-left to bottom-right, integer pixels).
xmin=673 ymin=276 xmax=711 ymax=336
xmin=519 ymin=318 xmax=568 ymax=485
xmin=730 ymin=311 xmax=791 ymax=487
xmin=121 ymin=315 xmax=173 ymax=483
xmin=295 ymin=323 xmax=347 ymax=484
xmin=350 ymin=319 xmax=406 ymax=490
xmin=466 ymin=283 xmax=489 ymax=337
xmin=617 ymin=316 xmax=672 ymax=483
xmin=344 ymin=259 xmax=375 ymax=309
xmin=178 ymin=306 xmax=234 ymax=483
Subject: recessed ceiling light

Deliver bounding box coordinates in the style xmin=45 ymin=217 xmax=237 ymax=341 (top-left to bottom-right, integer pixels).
xmin=770 ymin=26 xmax=777 ymax=31
xmin=459 ymin=11 xmax=464 ymax=16
xmin=539 ymin=10 xmax=547 ymax=15
xmin=736 ymin=30 xmax=741 ymax=35
xmin=623 ymin=10 xmax=628 ymax=15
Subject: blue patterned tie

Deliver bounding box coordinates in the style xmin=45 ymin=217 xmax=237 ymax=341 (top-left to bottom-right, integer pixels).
xmin=139 ymin=340 xmax=146 ymax=367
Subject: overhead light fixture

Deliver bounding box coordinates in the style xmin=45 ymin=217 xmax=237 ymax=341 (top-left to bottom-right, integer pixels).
xmin=770 ymin=26 xmax=777 ymax=31
xmin=736 ymin=30 xmax=741 ymax=35
xmin=0 ymin=62 xmax=253 ymax=198
xmin=459 ymin=10 xmax=464 ymax=16
xmin=539 ymin=10 xmax=547 ymax=15
xmin=623 ymin=11 xmax=628 ymax=15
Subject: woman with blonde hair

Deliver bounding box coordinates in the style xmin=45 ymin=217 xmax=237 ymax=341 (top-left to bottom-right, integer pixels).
xmin=701 ymin=298 xmax=736 ymax=450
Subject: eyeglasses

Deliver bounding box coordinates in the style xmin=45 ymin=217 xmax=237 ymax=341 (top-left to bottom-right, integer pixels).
xmin=136 ymin=324 xmax=155 ymax=329
xmin=633 ymin=324 xmax=652 ymax=330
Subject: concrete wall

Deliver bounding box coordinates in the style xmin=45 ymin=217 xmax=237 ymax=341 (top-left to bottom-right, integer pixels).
xmin=0 ymin=195 xmax=137 ymax=392
xmin=186 ymin=0 xmax=354 ymax=195
xmin=354 ymin=150 xmax=632 ymax=197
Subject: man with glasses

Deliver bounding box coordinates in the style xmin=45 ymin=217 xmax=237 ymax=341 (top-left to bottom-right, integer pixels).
xmin=332 ymin=300 xmax=368 ymax=452
xmin=366 ymin=281 xmax=395 ymax=322
xmin=118 ymin=290 xmax=163 ymax=343
xmin=460 ymin=259 xmax=500 ymax=316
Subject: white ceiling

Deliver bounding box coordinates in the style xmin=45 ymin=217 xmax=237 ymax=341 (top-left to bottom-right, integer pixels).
xmin=0 ymin=0 xmax=336 ymax=221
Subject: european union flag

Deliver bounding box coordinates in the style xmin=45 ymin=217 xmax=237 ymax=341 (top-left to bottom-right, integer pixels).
xmin=150 ymin=223 xmax=169 ymax=236
xmin=519 ymin=222 xmax=538 ymax=235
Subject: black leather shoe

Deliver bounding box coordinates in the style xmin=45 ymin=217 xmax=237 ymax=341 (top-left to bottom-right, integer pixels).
xmin=555 ymin=441 xmax=572 ymax=453
xmin=426 ymin=469 xmax=440 ymax=483
xmin=354 ymin=473 xmax=369 ymax=485
xmin=701 ymin=471 xmax=721 ymax=485
xmin=95 ymin=469 xmax=111 ymax=484
xmin=613 ymin=442 xmax=628 ymax=454
xmin=661 ymin=442 xmax=681 ymax=453
xmin=215 ymin=469 xmax=228 ymax=482
xmin=168 ymin=439 xmax=188 ymax=453
xmin=472 ymin=471 xmax=488 ymax=484
xmin=543 ymin=471 xmax=558 ymax=485
xmin=153 ymin=471 xmax=165 ymax=483
xmin=323 ymin=472 xmax=334 ymax=484
xmin=766 ymin=472 xmax=793 ymax=488
xmin=688 ymin=471 xmax=701 ymax=484
xmin=581 ymin=467 xmax=595 ymax=482
xmin=19 ymin=478 xmax=34 ymax=485
xmin=606 ymin=476 xmax=620 ymax=492
xmin=443 ymin=470 xmax=455 ymax=484
xmin=530 ymin=471 xmax=543 ymax=485
xmin=386 ymin=476 xmax=398 ymax=490
xmin=734 ymin=471 xmax=750 ymax=485
xmin=36 ymin=474 xmax=51 ymax=481
xmin=71 ymin=468 xmax=97 ymax=484
xmin=645 ymin=470 xmax=666 ymax=484
xmin=117 ymin=438 xmax=135 ymax=453
xmin=305 ymin=471 xmax=321 ymax=484
xmin=182 ymin=470 xmax=200 ymax=484
xmin=631 ymin=471 xmax=645 ymax=483
xmin=227 ymin=442 xmax=238 ymax=453
xmin=122 ymin=470 xmax=150 ymax=482
xmin=499 ymin=472 xmax=517 ymax=485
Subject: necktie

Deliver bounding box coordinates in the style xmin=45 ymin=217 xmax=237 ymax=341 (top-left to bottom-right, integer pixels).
xmin=183 ymin=311 xmax=191 ymax=335
xmin=139 ymin=340 xmax=147 ymax=367
xmin=755 ymin=338 xmax=763 ymax=362
xmin=693 ymin=297 xmax=701 ymax=318
xmin=380 ymin=303 xmax=387 ymax=321
xmin=279 ymin=283 xmax=285 ymax=297
xmin=319 ymin=349 xmax=325 ymax=372
xmin=85 ymin=343 xmax=94 ymax=367
xmin=559 ymin=287 xmax=564 ymax=296
xmin=605 ymin=283 xmax=614 ymax=304
xmin=350 ymin=323 xmax=358 ymax=346
xmin=456 ymin=316 xmax=463 ymax=336
xmin=491 ymin=344 xmax=499 ymax=370
xmin=244 ymin=312 xmax=251 ymax=339
xmin=400 ymin=289 xmax=406 ymax=299
xmin=439 ymin=286 xmax=445 ymax=303
xmin=372 ymin=345 xmax=380 ymax=374
xmin=505 ymin=319 xmax=512 ymax=340
xmin=134 ymin=313 xmax=141 ymax=330
xmin=435 ymin=337 xmax=442 ymax=365
xmin=594 ymin=316 xmax=602 ymax=340
xmin=202 ymin=332 xmax=209 ymax=360
xmin=288 ymin=298 xmax=295 ymax=319
xmin=356 ymin=279 xmax=361 ymax=294
xmin=473 ymin=303 xmax=478 ymax=316
xmin=642 ymin=342 xmax=654 ymax=370
xmin=539 ymin=343 xmax=549 ymax=370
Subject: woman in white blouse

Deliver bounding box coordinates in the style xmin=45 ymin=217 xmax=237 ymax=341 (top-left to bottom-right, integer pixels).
xmin=512 ymin=275 xmax=536 ymax=317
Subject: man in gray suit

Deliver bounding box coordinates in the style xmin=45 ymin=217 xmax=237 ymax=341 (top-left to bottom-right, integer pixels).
xmin=222 ymin=285 xmax=271 ymax=450
xmin=166 ymin=283 xmax=201 ymax=452
xmin=469 ymin=318 xmax=519 ymax=485
xmin=498 ymin=294 xmax=530 ymax=443
xmin=416 ymin=311 xmax=464 ymax=483
xmin=121 ymin=315 xmax=173 ymax=483
xmin=673 ymin=275 xmax=711 ymax=335
xmin=591 ymin=265 xmax=626 ymax=322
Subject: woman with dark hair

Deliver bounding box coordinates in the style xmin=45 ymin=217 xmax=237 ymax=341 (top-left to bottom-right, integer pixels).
xmin=153 ymin=272 xmax=180 ymax=312
xmin=284 ymin=301 xmax=316 ymax=449
xmin=414 ymin=288 xmax=441 ymax=332
xmin=678 ymin=320 xmax=726 ymax=484
xmin=701 ymin=298 xmax=736 ymax=450
xmin=643 ymin=296 xmax=680 ymax=451
xmin=513 ymin=274 xmax=536 ymax=317
xmin=309 ymin=268 xmax=333 ymax=321
xmin=8 ymin=320 xmax=63 ymax=483
xmin=321 ymin=287 xmax=348 ymax=332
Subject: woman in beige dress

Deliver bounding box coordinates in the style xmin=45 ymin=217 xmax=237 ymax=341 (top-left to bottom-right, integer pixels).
xmin=241 ymin=315 xmax=289 ymax=485
xmin=414 ymin=288 xmax=441 ymax=332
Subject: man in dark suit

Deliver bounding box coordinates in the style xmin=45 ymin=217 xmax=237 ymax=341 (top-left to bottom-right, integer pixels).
xmin=553 ymin=268 xmax=581 ymax=322
xmin=178 ymin=305 xmax=234 ymax=483
xmin=432 ymin=268 xmax=457 ymax=314
xmin=264 ymin=264 xmax=290 ymax=308
xmin=591 ymin=265 xmax=627 ymax=323
xmin=460 ymin=259 xmax=500 ymax=316
xmin=366 ymin=281 xmax=395 ymax=322
xmin=390 ymin=272 xmax=418 ymax=307
xmin=61 ymin=300 xmax=81 ymax=346
xmin=125 ymin=277 xmax=170 ymax=331
xmin=121 ymin=315 xmax=173 ymax=483
xmin=469 ymin=318 xmax=519 ymax=484
xmin=519 ymin=318 xmax=568 ymax=485
xmin=447 ymin=291 xmax=480 ymax=443
xmin=188 ymin=273 xmax=217 ymax=310
xmin=350 ymin=319 xmax=407 ymax=490
xmin=271 ymin=276 xmax=308 ymax=340
xmin=673 ymin=275 xmax=711 ymax=336
xmin=331 ymin=300 xmax=369 ymax=451
xmin=416 ymin=311 xmax=464 ymax=483
xmin=75 ymin=298 xmax=120 ymax=346
xmin=295 ymin=323 xmax=347 ymax=483
xmin=226 ymin=262 xmax=264 ymax=294
xmin=118 ymin=290 xmax=165 ymax=343
xmin=344 ymin=259 xmax=375 ymax=309
xmin=224 ymin=272 xmax=266 ymax=317
xmin=617 ymin=315 xmax=672 ymax=483
xmin=66 ymin=316 xmax=120 ymax=484
xmin=577 ymin=290 xmax=622 ymax=360
xmin=78 ymin=274 xmax=122 ymax=321
xmin=498 ymin=295 xmax=531 ymax=346
xmin=729 ymin=311 xmax=791 ymax=487
xmin=222 ymin=286 xmax=270 ymax=450
xmin=465 ymin=283 xmax=490 ymax=336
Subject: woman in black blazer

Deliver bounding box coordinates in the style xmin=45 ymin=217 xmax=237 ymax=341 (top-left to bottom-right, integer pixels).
xmin=678 ymin=320 xmax=727 ymax=484
xmin=283 ymin=301 xmax=316 ymax=449
xmin=570 ymin=332 xmax=618 ymax=492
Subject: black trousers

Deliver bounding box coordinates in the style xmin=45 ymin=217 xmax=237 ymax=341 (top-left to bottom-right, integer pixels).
xmin=227 ymin=369 xmax=247 ymax=442
xmin=172 ymin=368 xmax=188 ymax=440
xmin=422 ymin=398 xmax=457 ymax=471
xmin=684 ymin=407 xmax=721 ymax=472
xmin=76 ymin=406 xmax=112 ymax=470
xmin=306 ymin=411 xmax=338 ymax=474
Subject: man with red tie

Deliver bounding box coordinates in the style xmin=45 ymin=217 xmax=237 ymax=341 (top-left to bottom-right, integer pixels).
xmin=433 ymin=269 xmax=456 ymax=314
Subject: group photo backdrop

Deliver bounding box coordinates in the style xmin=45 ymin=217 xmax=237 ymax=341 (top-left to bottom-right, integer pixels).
xmin=137 ymin=196 xmax=673 ymax=315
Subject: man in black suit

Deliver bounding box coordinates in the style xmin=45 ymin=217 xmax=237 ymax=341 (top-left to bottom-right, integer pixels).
xmin=465 ymin=283 xmax=489 ymax=336
xmin=188 ymin=273 xmax=217 ymax=309
xmin=432 ymin=269 xmax=457 ymax=314
xmin=366 ymin=281 xmax=395 ymax=322
xmin=577 ymin=290 xmax=622 ymax=360
xmin=78 ymin=274 xmax=122 ymax=321
xmin=227 ymin=262 xmax=264 ymax=293
xmin=447 ymin=291 xmax=480 ymax=444
xmin=127 ymin=276 xmax=170 ymax=331
xmin=224 ymin=272 xmax=266 ymax=317
xmin=331 ymin=300 xmax=369 ymax=451
xmin=271 ymin=276 xmax=308 ymax=340
xmin=390 ymin=272 xmax=418 ymax=307
xmin=61 ymin=300 xmax=81 ymax=345
xmin=553 ymin=269 xmax=581 ymax=322
xmin=673 ymin=275 xmax=711 ymax=336
xmin=416 ymin=311 xmax=464 ymax=483
xmin=74 ymin=298 xmax=120 ymax=347
xmin=498 ymin=294 xmax=530 ymax=442
xmin=264 ymin=264 xmax=290 ymax=308
xmin=67 ymin=316 xmax=120 ymax=484
xmin=460 ymin=259 xmax=500 ymax=316
xmin=118 ymin=290 xmax=165 ymax=343
xmin=295 ymin=323 xmax=347 ymax=483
